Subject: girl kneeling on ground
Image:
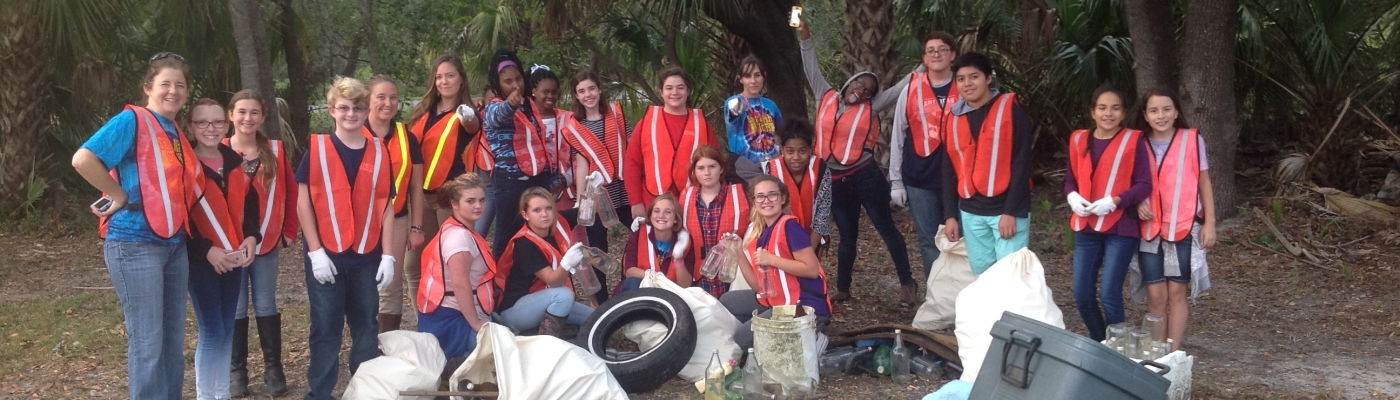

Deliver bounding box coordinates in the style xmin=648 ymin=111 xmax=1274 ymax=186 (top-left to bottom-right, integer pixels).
xmin=720 ymin=175 xmax=831 ymax=349
xmin=680 ymin=145 xmax=749 ymax=297
xmin=619 ymin=193 xmax=696 ymax=292
xmin=495 ymin=187 xmax=594 ymax=336
xmin=416 ymin=173 xmax=493 ymax=358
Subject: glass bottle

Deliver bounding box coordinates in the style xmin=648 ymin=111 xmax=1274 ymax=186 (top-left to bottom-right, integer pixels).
xmin=705 ymin=350 xmax=725 ymax=400
xmin=570 ymin=263 xmax=601 ymax=296
xmin=742 ymin=348 xmax=766 ymax=400
xmin=891 ymin=330 xmax=912 ymax=384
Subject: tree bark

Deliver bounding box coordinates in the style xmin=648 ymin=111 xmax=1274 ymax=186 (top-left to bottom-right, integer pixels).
xmin=228 ymin=0 xmax=281 ymax=139
xmin=277 ymin=0 xmax=310 ymax=146
xmin=843 ymin=0 xmax=898 ymax=87
xmin=0 ymin=11 xmax=48 ymax=205
xmin=356 ymin=0 xmax=380 ymax=74
xmin=702 ymin=0 xmax=809 ymax=120
xmin=1181 ymin=0 xmax=1240 ymax=218
xmin=342 ymin=33 xmax=362 ymax=78
xmin=1124 ymin=0 xmax=1178 ymax=93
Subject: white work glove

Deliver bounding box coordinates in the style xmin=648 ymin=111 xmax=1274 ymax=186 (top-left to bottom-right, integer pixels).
xmin=1066 ymin=192 xmax=1092 ymax=217
xmin=727 ymin=98 xmax=743 ymax=116
xmin=560 ymin=243 xmax=585 ymax=273
xmin=890 ymin=187 xmax=908 ymax=208
xmin=1087 ymin=196 xmax=1118 ymax=216
xmin=456 ymin=104 xmax=476 ymax=121
xmin=631 ymin=217 xmax=647 ymax=232
xmin=586 ymin=170 xmax=605 ymax=188
xmin=307 ymin=249 xmax=337 ymax=285
xmin=673 ymin=230 xmax=691 ymax=260
xmin=375 ymin=254 xmax=395 ymax=291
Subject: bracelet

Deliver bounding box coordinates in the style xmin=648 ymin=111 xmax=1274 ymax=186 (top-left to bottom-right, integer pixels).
xmin=410 ymin=225 xmax=424 ymax=233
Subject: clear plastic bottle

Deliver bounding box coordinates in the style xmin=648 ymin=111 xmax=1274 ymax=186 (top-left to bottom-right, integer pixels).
xmin=891 ymin=329 xmax=912 ymax=384
xmin=705 ymin=350 xmax=725 ymax=400
xmin=742 ymin=348 xmax=766 ymax=400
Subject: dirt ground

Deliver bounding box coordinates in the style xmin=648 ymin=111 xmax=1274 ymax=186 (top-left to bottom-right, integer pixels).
xmin=1 ymin=188 xmax=1399 ymax=399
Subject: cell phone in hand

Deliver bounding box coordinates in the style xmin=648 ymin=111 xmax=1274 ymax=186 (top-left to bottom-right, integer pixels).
xmin=226 ymin=248 xmax=248 ymax=264
xmin=92 ymin=196 xmax=114 ymax=212
xmin=790 ymin=6 xmax=803 ymax=27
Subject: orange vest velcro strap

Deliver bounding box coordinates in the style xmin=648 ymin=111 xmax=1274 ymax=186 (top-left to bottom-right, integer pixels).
xmin=417 ymin=217 xmax=499 ymax=315
xmin=1141 ymin=128 xmax=1201 ymax=242
xmin=307 ymin=134 xmax=392 ymax=254
xmin=680 ymin=184 xmax=749 ymax=258
xmin=945 ymin=93 xmax=1018 ymax=199
xmin=414 ymin=112 xmax=463 ymax=190
xmin=1069 ymin=128 xmax=1141 ymax=233
xmin=638 ymin=106 xmax=711 ymax=196
xmin=559 ymin=110 xmax=618 ymax=183
xmin=190 ymin=168 xmax=250 ymax=251
xmin=814 ymin=90 xmax=879 ymax=166
xmin=119 ymin=106 xmax=200 ymax=240
xmin=904 ymin=72 xmax=958 ymax=157
xmin=767 ymin=157 xmax=821 ymax=231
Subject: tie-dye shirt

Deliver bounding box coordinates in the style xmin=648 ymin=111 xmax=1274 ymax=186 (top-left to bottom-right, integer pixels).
xmin=723 ymin=94 xmax=783 ymax=163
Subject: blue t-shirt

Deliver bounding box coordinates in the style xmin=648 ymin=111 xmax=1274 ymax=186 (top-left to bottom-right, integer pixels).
xmin=295 ymin=133 xmax=385 ymax=266
xmin=81 ymin=109 xmax=186 ymax=244
xmin=724 ymin=95 xmax=782 ymax=163
xmin=756 ymin=218 xmax=828 ymax=317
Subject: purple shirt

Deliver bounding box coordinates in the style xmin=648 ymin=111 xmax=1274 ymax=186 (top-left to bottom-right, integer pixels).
xmin=1064 ymin=135 xmax=1153 ymax=237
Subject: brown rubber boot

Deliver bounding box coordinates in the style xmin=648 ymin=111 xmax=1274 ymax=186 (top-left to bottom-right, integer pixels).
xmin=537 ymin=313 xmax=567 ymax=337
xmin=898 ymin=283 xmax=918 ymax=308
xmin=377 ymin=313 xmax=402 ymax=333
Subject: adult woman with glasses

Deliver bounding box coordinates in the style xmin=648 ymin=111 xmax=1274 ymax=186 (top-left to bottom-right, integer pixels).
xmin=71 ymin=52 xmax=201 ymax=399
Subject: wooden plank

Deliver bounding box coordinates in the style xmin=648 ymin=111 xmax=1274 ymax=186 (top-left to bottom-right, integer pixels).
xmin=398 ymin=390 xmax=499 ymax=397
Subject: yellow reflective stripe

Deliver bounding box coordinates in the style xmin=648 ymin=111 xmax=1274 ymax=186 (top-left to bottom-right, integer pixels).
xmin=392 ymin=123 xmax=410 ymax=204
xmin=423 ymin=114 xmax=460 ymax=190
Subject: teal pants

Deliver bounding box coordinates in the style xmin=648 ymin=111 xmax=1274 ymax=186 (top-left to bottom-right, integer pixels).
xmin=961 ymin=211 xmax=1030 ymax=274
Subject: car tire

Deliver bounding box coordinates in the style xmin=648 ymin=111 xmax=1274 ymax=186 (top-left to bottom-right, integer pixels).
xmin=575 ymin=288 xmax=697 ymax=393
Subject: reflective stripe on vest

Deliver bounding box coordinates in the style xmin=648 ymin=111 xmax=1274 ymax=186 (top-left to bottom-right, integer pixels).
xmin=767 ymin=157 xmax=821 ymax=231
xmin=1069 ymin=128 xmax=1141 ymax=233
xmin=191 ymin=165 xmax=250 ymax=251
xmin=225 ymin=138 xmax=290 ymax=255
xmin=415 ymin=112 xmax=463 ymax=190
xmin=904 ymin=72 xmax=958 ymax=157
xmin=104 ymin=106 xmax=200 ymax=240
xmin=494 ymin=217 xmax=573 ymax=301
xmin=559 ymin=110 xmax=618 ymax=183
xmin=308 ymin=134 xmax=391 ymax=254
xmin=417 ymin=216 xmax=498 ymax=315
xmin=814 ymin=90 xmax=878 ymax=166
xmin=635 ymin=226 xmax=680 ymax=281
xmin=383 ymin=123 xmax=413 ymax=214
xmin=680 ymin=184 xmax=749 ymax=258
xmin=946 ymin=93 xmax=1017 ymax=199
xmin=489 ymin=98 xmax=550 ymax=176
xmin=639 ymin=106 xmax=709 ymax=196
xmin=1142 ymin=128 xmax=1201 ymax=242
xmin=745 ymin=215 xmax=828 ymax=309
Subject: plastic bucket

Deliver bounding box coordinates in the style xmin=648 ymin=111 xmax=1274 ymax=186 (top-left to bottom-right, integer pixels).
xmin=751 ymin=306 xmax=820 ymax=393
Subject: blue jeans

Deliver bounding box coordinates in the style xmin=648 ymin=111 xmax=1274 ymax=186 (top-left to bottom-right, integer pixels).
xmin=906 ymin=186 xmax=957 ymax=281
xmin=831 ymin=163 xmax=914 ymax=290
xmin=474 ymin=171 xmax=496 ymax=235
xmin=1071 ymin=232 xmax=1137 ymax=342
xmin=189 ymin=261 xmax=246 ymax=400
xmin=303 ymin=251 xmax=380 ymax=400
xmin=497 ymin=287 xmax=594 ymax=331
xmin=491 ymin=172 xmax=555 ymax=258
xmin=104 ymin=240 xmax=188 ymax=400
xmin=960 ymin=211 xmax=1030 ymax=274
xmin=236 ymin=247 xmax=280 ymax=318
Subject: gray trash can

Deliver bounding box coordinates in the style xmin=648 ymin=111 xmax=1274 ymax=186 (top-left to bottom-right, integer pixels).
xmin=971 ymin=312 xmax=1171 ymax=400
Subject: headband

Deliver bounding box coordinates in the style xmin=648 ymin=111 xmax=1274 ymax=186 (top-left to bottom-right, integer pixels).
xmin=496 ymin=60 xmax=518 ymax=73
xmin=530 ymin=64 xmax=551 ymax=74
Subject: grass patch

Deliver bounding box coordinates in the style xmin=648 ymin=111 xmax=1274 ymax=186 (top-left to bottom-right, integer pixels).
xmin=0 ymin=293 xmax=127 ymax=377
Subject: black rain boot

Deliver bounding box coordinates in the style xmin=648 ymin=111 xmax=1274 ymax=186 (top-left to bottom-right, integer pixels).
xmin=230 ymin=318 xmax=249 ymax=398
xmin=256 ymin=314 xmax=288 ymax=396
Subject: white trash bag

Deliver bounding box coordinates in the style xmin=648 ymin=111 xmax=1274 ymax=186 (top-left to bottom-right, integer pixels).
xmin=622 ymin=270 xmax=743 ymax=383
xmin=342 ymin=331 xmax=447 ymax=400
xmin=912 ymin=225 xmax=976 ymax=331
xmin=953 ymin=248 xmax=1065 ymax=382
xmin=450 ymin=323 xmax=628 ymax=400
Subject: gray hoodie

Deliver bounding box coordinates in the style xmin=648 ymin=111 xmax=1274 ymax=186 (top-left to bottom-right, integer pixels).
xmin=799 ymin=38 xmax=889 ymax=171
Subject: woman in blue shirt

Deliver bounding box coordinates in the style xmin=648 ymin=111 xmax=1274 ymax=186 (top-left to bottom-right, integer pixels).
xmin=724 ymin=54 xmax=782 ymax=183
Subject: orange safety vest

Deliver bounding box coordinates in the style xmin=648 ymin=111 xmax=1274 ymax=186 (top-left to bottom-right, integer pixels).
xmin=1068 ymin=129 xmax=1142 ymax=233
xmin=945 ymin=93 xmax=1019 ymax=199
xmin=767 ymin=157 xmax=823 ymax=231
xmin=366 ymin=122 xmax=415 ymax=215
xmin=416 ymin=216 xmax=497 ymax=315
xmin=190 ymin=161 xmax=250 ymax=251
xmin=633 ymin=226 xmax=682 ymax=281
xmin=487 ymin=98 xmax=551 ymax=177
xmin=412 ymin=110 xmax=464 ymax=190
xmin=1141 ymin=128 xmax=1202 ymax=242
xmin=745 ymin=215 xmax=830 ymax=309
xmin=904 ymin=72 xmax=959 ymax=157
xmin=680 ymin=184 xmax=748 ymax=258
xmin=99 ymin=106 xmax=202 ymax=240
xmin=307 ymin=133 xmax=392 ymax=254
xmin=492 ymin=215 xmax=575 ymax=309
xmin=223 ymin=138 xmax=292 ymax=255
xmin=814 ymin=90 xmax=879 ymax=166
xmin=636 ymin=106 xmax=713 ymax=196
xmin=558 ymin=108 xmax=622 ymax=183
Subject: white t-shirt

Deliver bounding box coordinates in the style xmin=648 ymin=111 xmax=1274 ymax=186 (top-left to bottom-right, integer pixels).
xmin=439 ymin=223 xmax=491 ymax=323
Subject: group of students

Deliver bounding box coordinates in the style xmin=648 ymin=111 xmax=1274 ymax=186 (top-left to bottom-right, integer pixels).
xmin=74 ymin=14 xmax=1213 ymax=400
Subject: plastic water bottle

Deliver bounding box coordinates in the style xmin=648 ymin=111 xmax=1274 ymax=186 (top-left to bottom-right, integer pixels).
xmin=891 ymin=329 xmax=911 ymax=384
xmin=705 ymin=350 xmax=725 ymax=400
xmin=742 ymin=348 xmax=766 ymax=400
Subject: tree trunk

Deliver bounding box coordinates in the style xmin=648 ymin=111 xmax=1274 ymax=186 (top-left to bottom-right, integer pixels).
xmin=701 ymin=0 xmax=809 ymax=120
xmin=1181 ymin=0 xmax=1240 ymax=218
xmin=341 ymin=33 xmax=362 ymax=78
xmin=1124 ymin=0 xmax=1178 ymax=93
xmin=0 ymin=11 xmax=48 ymax=205
xmin=277 ymin=0 xmax=310 ymax=146
xmin=356 ymin=0 xmax=379 ymax=74
xmin=228 ymin=0 xmax=282 ymax=139
xmin=843 ymin=0 xmax=898 ymax=87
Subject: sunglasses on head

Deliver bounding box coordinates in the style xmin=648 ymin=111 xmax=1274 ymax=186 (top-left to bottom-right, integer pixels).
xmin=150 ymin=52 xmax=185 ymax=63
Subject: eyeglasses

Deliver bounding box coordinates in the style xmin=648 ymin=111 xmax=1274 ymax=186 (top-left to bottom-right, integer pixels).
xmin=190 ymin=120 xmax=227 ymax=129
xmin=849 ymin=80 xmax=873 ymax=97
xmin=333 ymin=105 xmax=369 ymax=114
xmin=924 ymin=47 xmax=953 ymax=56
xmin=150 ymin=52 xmax=185 ymax=62
xmin=754 ymin=191 xmax=783 ymax=203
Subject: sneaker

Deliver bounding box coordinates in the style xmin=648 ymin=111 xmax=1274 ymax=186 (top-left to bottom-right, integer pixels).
xmin=830 ymin=290 xmax=851 ymax=302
